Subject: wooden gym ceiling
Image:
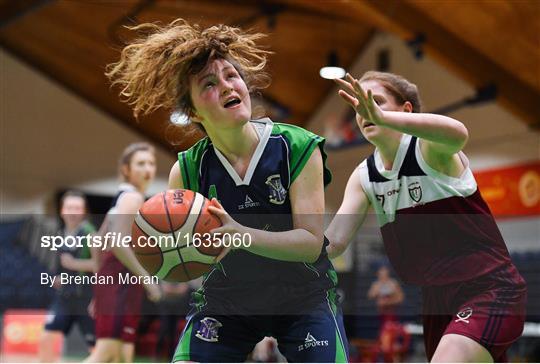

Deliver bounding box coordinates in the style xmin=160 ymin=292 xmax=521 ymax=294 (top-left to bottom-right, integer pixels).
xmin=1 ymin=0 xmax=539 ymax=153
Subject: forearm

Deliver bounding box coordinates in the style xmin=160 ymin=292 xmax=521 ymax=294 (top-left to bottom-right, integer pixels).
xmin=70 ymin=258 xmax=97 ymax=273
xmin=380 ymin=111 xmax=468 ymax=149
xmin=241 ymin=227 xmax=322 ymax=263
xmin=325 ymin=215 xmax=359 ymax=259
xmin=111 ymin=245 xmax=152 ymax=277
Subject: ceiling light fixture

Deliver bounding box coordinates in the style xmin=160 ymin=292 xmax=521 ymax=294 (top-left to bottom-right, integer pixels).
xmin=319 ymin=51 xmax=346 ymax=80
xmin=170 ymin=110 xmax=190 ymax=125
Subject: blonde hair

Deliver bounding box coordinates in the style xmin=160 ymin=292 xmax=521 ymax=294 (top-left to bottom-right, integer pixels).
xmin=360 ymin=71 xmax=422 ymax=113
xmin=119 ymin=142 xmax=155 ymax=180
xmin=106 ymin=19 xmax=272 ymax=120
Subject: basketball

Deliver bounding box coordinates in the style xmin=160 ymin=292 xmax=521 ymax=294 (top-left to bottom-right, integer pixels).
xmin=131 ymin=189 xmax=223 ymax=282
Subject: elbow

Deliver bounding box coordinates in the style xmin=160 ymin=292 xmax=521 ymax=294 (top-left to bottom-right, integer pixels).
xmin=305 ymin=234 xmax=324 ymax=263
xmin=455 ymin=121 xmax=469 ymax=149
xmin=305 ymin=253 xmax=319 ymax=264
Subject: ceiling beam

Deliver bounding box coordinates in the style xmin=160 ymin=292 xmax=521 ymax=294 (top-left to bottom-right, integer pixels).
xmin=0 ymin=0 xmax=53 ymax=28
xmin=287 ymin=0 xmax=540 ymax=128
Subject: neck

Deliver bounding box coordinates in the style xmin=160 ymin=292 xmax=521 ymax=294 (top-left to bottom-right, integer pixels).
xmin=206 ymin=121 xmax=258 ymax=163
xmin=124 ymin=181 xmax=145 ymax=194
xmin=374 ymin=134 xmax=402 ymax=170
xmin=65 ymin=222 xmax=81 ymax=233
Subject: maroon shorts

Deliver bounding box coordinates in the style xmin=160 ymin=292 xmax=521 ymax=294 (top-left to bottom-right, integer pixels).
xmin=93 ymin=271 xmax=144 ymax=343
xmin=422 ymin=264 xmax=527 ymax=362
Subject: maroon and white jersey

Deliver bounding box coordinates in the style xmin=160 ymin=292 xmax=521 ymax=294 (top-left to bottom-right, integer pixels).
xmin=358 ymin=134 xmax=512 ymax=286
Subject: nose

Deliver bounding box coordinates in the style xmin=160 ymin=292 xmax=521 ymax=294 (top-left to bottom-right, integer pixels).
xmin=220 ymin=79 xmax=233 ymax=96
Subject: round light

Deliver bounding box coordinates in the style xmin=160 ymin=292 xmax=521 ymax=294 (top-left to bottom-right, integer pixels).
xmin=319 ymin=66 xmax=346 ymax=80
xmin=170 ymin=110 xmax=190 ymax=125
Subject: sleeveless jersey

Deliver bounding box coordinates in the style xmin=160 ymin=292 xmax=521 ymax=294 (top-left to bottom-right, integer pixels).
xmin=358 ymin=134 xmax=512 ymax=286
xmin=99 ymin=183 xmax=138 ymax=275
xmin=178 ymin=118 xmax=337 ymax=313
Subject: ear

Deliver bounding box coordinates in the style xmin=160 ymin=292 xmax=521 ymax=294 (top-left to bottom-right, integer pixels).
xmin=121 ymin=165 xmax=130 ymax=180
xmin=190 ymin=110 xmax=203 ymax=124
xmin=402 ymin=101 xmax=413 ymax=113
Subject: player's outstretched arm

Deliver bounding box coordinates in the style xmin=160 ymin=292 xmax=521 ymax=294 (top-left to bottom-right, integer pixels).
xmin=209 ymin=148 xmax=326 ymax=263
xmin=336 ymin=73 xmax=469 ymax=154
xmin=325 ymin=167 xmax=370 ymax=259
xmin=109 ymin=191 xmax=161 ymax=301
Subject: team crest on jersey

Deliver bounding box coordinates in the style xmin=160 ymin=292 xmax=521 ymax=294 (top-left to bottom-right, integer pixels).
xmin=455 ymin=307 xmax=473 ymax=323
xmin=266 ymin=174 xmax=287 ymax=205
xmin=408 ymin=182 xmax=422 ymax=202
xmin=195 ymin=317 xmax=222 ymax=342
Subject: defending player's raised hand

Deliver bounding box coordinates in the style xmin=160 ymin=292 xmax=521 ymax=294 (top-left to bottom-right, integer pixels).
xmin=335 ymin=73 xmax=385 ymax=126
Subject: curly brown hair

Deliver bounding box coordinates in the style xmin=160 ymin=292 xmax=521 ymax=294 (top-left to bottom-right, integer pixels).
xmin=106 ymin=19 xmax=272 ymax=120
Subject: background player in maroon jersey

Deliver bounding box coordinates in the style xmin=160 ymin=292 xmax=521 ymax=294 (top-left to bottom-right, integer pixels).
xmin=326 ymin=71 xmax=527 ymax=362
xmin=85 ymin=142 xmax=161 ymax=363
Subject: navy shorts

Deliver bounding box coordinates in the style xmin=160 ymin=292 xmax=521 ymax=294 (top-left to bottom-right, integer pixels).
xmin=44 ymin=294 xmax=95 ymax=346
xmin=173 ymin=297 xmax=348 ymax=362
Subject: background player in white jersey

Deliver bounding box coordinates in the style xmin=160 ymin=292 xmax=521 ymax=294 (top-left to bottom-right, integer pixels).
xmin=326 ymin=71 xmax=526 ymax=362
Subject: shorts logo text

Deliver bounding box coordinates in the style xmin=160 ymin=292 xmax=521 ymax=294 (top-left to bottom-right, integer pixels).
xmin=297 ymin=332 xmax=329 ymax=351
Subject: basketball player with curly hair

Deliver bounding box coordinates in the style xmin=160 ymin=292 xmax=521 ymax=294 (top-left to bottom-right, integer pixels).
xmin=106 ymin=19 xmax=348 ymax=362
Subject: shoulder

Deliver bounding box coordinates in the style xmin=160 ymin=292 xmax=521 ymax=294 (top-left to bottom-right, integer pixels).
xmin=271 ymin=122 xmax=323 ymax=144
xmin=177 ymin=136 xmax=211 ymax=161
xmin=176 ymin=137 xmax=211 ymax=192
xmin=117 ymin=190 xmax=144 ymax=208
xmin=271 ymin=122 xmax=331 ymax=186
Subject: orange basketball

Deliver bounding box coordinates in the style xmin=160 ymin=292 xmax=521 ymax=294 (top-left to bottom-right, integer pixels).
xmin=131 ymin=189 xmax=223 ymax=282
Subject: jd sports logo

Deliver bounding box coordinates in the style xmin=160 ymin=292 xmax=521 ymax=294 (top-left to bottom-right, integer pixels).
xmin=297 ymin=332 xmax=329 ymax=351
xmin=238 ymin=194 xmax=260 ymax=210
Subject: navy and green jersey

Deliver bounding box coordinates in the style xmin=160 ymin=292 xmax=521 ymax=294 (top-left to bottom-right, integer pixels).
xmin=178 ymin=118 xmax=337 ymax=313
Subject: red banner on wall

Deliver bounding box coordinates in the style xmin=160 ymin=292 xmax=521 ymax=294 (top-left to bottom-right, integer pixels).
xmin=475 ymin=161 xmax=540 ymax=217
xmin=1 ymin=310 xmax=63 ymax=356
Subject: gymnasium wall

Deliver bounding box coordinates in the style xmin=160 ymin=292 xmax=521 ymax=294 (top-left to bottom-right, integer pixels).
xmin=1 ymin=49 xmax=175 ymax=215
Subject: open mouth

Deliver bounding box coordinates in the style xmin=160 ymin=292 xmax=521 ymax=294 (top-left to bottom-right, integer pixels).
xmin=364 ymin=122 xmax=375 ymax=128
xmin=223 ymin=97 xmax=241 ymax=108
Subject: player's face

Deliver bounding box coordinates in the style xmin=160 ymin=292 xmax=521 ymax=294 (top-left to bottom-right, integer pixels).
xmin=378 ymin=266 xmax=390 ymax=280
xmin=357 ymin=80 xmax=404 ymax=144
xmin=125 ymin=150 xmax=156 ymax=192
xmin=189 ymin=58 xmax=251 ymax=130
xmin=61 ymin=196 xmax=86 ymax=228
